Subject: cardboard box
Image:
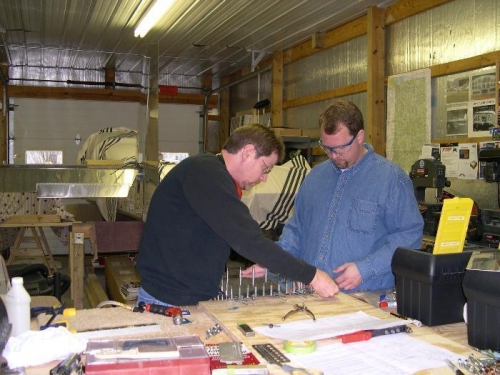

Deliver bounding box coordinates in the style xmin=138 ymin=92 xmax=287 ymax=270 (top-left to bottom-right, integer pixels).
xmin=271 ymin=127 xmax=302 ymax=137
xmin=391 ymin=247 xmax=473 ymax=326
xmin=104 ymin=255 xmax=141 ymax=305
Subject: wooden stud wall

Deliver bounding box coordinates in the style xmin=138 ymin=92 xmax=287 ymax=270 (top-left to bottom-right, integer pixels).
xmin=366 ymin=6 xmax=386 ymax=156
xmin=271 ymin=52 xmax=283 ymax=128
xmin=219 ymin=0 xmax=458 ymax=153
xmin=0 ymin=99 xmax=5 ymax=164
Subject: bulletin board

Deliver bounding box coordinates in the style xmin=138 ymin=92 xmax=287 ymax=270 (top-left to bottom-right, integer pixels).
xmin=386 ymin=68 xmax=431 ymax=172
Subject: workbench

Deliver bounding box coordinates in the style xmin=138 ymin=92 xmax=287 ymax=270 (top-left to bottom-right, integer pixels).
xmin=19 ymin=292 xmax=474 ymax=375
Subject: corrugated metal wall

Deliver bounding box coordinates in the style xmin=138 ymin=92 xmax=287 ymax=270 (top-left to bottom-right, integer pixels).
xmin=387 ymin=0 xmax=500 ymax=141
xmin=229 ymin=0 xmax=500 ymax=136
xmin=226 ymin=0 xmax=500 ymax=208
xmin=230 ymin=70 xmax=271 ymax=115
xmin=285 ymin=36 xmax=368 ymax=102
xmin=284 ymin=35 xmax=368 ymax=130
xmin=386 ymin=0 xmax=500 ymax=76
xmin=285 ymin=93 xmax=368 ymax=131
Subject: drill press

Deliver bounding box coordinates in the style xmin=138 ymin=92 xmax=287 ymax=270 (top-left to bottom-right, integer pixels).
xmin=409 ymin=157 xmax=451 ymax=236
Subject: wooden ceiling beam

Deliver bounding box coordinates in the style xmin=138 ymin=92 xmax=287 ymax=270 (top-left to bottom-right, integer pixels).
xmin=7 ymin=85 xmax=217 ymax=107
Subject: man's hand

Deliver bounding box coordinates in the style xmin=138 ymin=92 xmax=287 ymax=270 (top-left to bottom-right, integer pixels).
xmin=333 ymin=262 xmax=362 ymax=290
xmin=241 ymin=264 xmax=267 ymax=278
xmin=309 ymin=269 xmax=339 ymax=297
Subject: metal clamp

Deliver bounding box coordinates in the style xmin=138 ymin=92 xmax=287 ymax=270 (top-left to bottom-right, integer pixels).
xmin=282 ymin=303 xmax=316 ymax=321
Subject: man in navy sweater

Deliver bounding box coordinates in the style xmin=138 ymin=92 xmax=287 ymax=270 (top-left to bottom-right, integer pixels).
xmin=136 ymin=123 xmax=339 ymax=306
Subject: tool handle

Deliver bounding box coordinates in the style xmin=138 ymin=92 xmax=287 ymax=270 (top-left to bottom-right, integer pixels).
xmin=339 ymin=331 xmax=372 ymax=343
xmin=146 ymin=303 xmax=169 ymax=315
xmin=145 ymin=304 xmax=183 ymax=325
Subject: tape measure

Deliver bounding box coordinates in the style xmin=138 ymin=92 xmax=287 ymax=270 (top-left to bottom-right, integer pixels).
xmin=283 ymin=340 xmax=317 ymax=354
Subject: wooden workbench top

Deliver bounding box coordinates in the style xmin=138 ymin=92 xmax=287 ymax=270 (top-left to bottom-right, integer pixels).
xmin=21 ymin=293 xmax=472 ymax=375
xmin=199 ymin=293 xmax=473 ymax=375
xmin=0 ymin=214 xmax=75 ymax=227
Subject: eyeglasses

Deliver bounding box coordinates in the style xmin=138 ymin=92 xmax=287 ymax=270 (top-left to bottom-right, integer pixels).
xmin=261 ymin=158 xmax=272 ymax=175
xmin=318 ymin=134 xmax=357 ymax=155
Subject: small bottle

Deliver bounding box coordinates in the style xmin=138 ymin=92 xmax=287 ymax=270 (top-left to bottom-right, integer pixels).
xmin=5 ymin=277 xmax=31 ymax=336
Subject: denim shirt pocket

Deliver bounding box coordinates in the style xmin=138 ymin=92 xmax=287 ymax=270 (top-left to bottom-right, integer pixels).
xmin=348 ymin=198 xmax=378 ymax=234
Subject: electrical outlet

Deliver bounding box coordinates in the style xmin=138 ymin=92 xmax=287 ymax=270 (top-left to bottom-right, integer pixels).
xmin=74 ymin=232 xmax=84 ymax=244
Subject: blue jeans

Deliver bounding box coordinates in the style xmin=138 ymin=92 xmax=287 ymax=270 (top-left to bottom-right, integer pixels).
xmin=136 ymin=286 xmax=174 ymax=307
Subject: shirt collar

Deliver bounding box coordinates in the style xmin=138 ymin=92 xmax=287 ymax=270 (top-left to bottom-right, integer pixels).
xmin=333 ymin=143 xmax=373 ymax=173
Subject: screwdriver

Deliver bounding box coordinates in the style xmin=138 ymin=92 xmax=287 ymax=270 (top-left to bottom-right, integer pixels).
xmin=337 ymin=324 xmax=412 ymax=344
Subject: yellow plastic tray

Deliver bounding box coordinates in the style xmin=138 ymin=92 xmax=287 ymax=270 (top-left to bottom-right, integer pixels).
xmin=433 ymin=197 xmax=473 ymax=255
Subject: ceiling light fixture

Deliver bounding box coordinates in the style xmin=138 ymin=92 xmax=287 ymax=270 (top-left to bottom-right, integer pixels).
xmin=134 ymin=0 xmax=175 ymax=38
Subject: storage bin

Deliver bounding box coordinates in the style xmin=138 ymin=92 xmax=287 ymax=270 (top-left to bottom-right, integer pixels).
xmin=463 ymin=269 xmax=500 ymax=351
xmin=391 ymin=247 xmax=472 ymax=326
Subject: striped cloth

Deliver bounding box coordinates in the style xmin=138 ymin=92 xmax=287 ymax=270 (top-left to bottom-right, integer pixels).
xmin=242 ymin=155 xmax=311 ymax=230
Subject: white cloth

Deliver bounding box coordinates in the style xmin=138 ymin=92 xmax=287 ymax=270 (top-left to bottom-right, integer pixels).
xmin=3 ymin=327 xmax=88 ymax=368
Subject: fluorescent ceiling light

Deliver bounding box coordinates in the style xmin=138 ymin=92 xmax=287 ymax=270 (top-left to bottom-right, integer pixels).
xmin=134 ymin=0 xmax=175 ymax=38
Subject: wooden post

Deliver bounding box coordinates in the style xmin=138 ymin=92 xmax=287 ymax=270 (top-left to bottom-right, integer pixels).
xmin=70 ymin=222 xmax=93 ymax=309
xmin=271 ymin=51 xmax=283 ymax=128
xmin=104 ymin=67 xmax=116 ymax=90
xmin=367 ymin=6 xmax=386 ymax=156
xmin=219 ymin=76 xmax=231 ymax=149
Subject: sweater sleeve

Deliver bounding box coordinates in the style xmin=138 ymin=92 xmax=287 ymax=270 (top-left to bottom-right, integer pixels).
xmin=182 ymin=159 xmax=317 ymax=284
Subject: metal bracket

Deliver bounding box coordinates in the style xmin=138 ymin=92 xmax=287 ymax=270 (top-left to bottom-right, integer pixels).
xmin=251 ymin=50 xmax=267 ymax=71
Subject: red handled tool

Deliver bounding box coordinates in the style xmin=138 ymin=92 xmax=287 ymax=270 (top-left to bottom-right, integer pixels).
xmin=136 ymin=302 xmax=183 ymax=325
xmin=337 ymin=324 xmax=412 ymax=343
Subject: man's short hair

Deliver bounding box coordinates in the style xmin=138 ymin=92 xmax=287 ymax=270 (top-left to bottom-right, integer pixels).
xmin=320 ymin=100 xmax=364 ymax=136
xmin=223 ymin=124 xmax=285 ymax=162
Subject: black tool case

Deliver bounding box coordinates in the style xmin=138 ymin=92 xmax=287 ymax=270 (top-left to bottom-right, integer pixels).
xmin=391 ymin=247 xmax=473 ymax=326
xmin=463 ymin=269 xmax=500 ymax=351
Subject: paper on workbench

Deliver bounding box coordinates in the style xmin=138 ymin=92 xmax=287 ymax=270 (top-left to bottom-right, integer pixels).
xmin=254 ymin=311 xmax=409 ymax=341
xmin=287 ymin=333 xmax=465 ymax=375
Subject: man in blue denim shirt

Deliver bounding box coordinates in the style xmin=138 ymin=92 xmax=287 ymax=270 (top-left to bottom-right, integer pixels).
xmin=245 ymin=100 xmax=423 ymax=292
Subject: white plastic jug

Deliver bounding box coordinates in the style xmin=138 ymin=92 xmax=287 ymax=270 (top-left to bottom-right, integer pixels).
xmin=5 ymin=277 xmax=31 ymax=336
